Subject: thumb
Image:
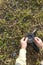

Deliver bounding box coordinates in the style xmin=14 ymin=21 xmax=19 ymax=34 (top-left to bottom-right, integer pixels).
xmin=34 ymin=37 xmax=39 ymax=42
xmin=25 ymin=37 xmax=28 ymax=42
xmin=34 ymin=37 xmax=39 ymax=45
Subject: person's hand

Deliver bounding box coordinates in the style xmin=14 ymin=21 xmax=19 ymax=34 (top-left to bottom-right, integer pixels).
xmin=34 ymin=37 xmax=43 ymax=49
xmin=20 ymin=37 xmax=28 ymax=49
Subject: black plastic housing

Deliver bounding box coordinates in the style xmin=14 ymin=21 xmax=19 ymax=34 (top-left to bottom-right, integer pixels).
xmin=26 ymin=29 xmax=39 ymax=52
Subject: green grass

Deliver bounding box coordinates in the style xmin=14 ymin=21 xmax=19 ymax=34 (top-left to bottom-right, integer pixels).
xmin=0 ymin=0 xmax=43 ymax=65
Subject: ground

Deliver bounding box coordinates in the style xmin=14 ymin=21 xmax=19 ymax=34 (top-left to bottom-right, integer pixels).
xmin=0 ymin=0 xmax=43 ymax=65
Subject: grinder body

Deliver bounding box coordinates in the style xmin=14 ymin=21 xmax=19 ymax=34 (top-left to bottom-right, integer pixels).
xmin=26 ymin=29 xmax=39 ymax=52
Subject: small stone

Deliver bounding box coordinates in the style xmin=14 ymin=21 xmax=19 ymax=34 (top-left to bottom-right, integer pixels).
xmin=12 ymin=52 xmax=16 ymax=57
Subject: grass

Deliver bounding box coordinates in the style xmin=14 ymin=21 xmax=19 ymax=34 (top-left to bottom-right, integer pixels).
xmin=0 ymin=0 xmax=43 ymax=65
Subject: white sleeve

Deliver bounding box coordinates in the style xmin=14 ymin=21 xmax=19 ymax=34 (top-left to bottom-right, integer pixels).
xmin=15 ymin=49 xmax=26 ymax=65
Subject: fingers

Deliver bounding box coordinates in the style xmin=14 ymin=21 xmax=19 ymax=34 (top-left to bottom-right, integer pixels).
xmin=34 ymin=37 xmax=40 ymax=43
xmin=34 ymin=37 xmax=43 ymax=48
xmin=21 ymin=37 xmax=25 ymax=43
xmin=34 ymin=37 xmax=39 ymax=41
xmin=34 ymin=37 xmax=39 ymax=43
xmin=21 ymin=37 xmax=25 ymax=41
xmin=34 ymin=37 xmax=42 ymax=43
xmin=25 ymin=37 xmax=28 ymax=42
xmin=21 ymin=37 xmax=28 ymax=42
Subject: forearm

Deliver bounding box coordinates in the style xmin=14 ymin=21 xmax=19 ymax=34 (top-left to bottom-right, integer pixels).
xmin=15 ymin=49 xmax=26 ymax=65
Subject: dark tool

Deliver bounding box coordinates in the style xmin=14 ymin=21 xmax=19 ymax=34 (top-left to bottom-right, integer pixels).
xmin=26 ymin=29 xmax=39 ymax=52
